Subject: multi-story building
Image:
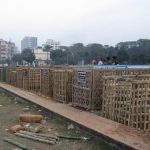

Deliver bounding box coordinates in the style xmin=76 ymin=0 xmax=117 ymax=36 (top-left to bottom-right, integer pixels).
xmin=8 ymin=41 xmax=17 ymax=59
xmin=21 ymin=36 xmax=37 ymax=50
xmin=0 ymin=39 xmax=17 ymax=61
xmin=0 ymin=39 xmax=8 ymax=61
xmin=34 ymin=47 xmax=50 ymax=65
xmin=44 ymin=39 xmax=61 ymax=50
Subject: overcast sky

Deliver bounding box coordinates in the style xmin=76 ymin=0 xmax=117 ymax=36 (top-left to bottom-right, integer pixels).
xmin=0 ymin=0 xmax=150 ymax=50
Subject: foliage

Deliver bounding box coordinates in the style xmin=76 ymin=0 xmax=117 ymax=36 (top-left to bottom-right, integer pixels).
xmin=48 ymin=39 xmax=149 ymax=65
xmin=43 ymin=45 xmax=52 ymax=52
xmin=117 ymin=50 xmax=129 ymax=64
xmin=12 ymin=53 xmax=23 ymax=65
xmin=51 ymin=49 xmax=67 ymax=65
xmin=11 ymin=39 xmax=150 ymax=65
xmin=21 ymin=48 xmax=35 ymax=64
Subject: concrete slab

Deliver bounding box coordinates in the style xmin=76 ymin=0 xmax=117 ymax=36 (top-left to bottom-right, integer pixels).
xmin=0 ymin=83 xmax=150 ymax=150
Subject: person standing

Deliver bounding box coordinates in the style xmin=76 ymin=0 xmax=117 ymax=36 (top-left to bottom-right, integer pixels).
xmin=112 ymin=56 xmax=118 ymax=65
xmin=106 ymin=57 xmax=111 ymax=65
xmin=98 ymin=58 xmax=103 ymax=65
xmin=92 ymin=59 xmax=97 ymax=65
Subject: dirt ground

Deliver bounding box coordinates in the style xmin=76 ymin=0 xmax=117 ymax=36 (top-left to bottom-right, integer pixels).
xmin=0 ymin=89 xmax=115 ymax=150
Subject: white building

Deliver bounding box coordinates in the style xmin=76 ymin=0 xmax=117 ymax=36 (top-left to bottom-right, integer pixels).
xmin=34 ymin=47 xmax=50 ymax=65
xmin=45 ymin=39 xmax=61 ymax=50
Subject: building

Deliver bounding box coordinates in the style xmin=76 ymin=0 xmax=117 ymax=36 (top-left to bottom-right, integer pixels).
xmin=0 ymin=39 xmax=17 ymax=61
xmin=8 ymin=41 xmax=18 ymax=59
xmin=34 ymin=47 xmax=50 ymax=66
xmin=21 ymin=36 xmax=37 ymax=50
xmin=44 ymin=39 xmax=60 ymax=50
xmin=0 ymin=39 xmax=8 ymax=61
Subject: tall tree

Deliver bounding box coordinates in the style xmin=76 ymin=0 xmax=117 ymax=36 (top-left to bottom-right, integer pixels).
xmin=21 ymin=48 xmax=35 ymax=64
xmin=12 ymin=53 xmax=23 ymax=65
xmin=43 ymin=45 xmax=52 ymax=64
xmin=117 ymin=50 xmax=129 ymax=64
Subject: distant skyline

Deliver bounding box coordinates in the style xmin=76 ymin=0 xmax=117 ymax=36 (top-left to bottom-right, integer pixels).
xmin=0 ymin=0 xmax=150 ymax=51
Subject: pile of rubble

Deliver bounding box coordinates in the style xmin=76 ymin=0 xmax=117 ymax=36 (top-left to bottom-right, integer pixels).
xmin=4 ymin=114 xmax=90 ymax=150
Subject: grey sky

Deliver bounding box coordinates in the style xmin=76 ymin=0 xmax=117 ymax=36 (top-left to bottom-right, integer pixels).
xmin=0 ymin=0 xmax=150 ymax=50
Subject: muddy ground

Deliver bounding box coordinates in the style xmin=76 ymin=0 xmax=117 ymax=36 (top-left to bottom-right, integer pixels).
xmin=0 ymin=89 xmax=115 ymax=150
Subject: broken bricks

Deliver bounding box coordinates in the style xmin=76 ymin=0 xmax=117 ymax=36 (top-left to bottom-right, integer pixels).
xmin=10 ymin=125 xmax=23 ymax=133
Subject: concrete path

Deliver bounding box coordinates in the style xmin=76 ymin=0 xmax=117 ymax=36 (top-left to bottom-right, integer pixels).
xmin=0 ymin=83 xmax=150 ymax=150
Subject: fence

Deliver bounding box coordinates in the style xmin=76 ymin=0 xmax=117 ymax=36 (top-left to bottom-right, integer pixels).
xmin=72 ymin=67 xmax=116 ymax=110
xmin=16 ymin=68 xmax=25 ymax=88
xmin=28 ymin=68 xmax=41 ymax=93
xmin=115 ymin=68 xmax=150 ymax=76
xmin=3 ymin=66 xmax=150 ymax=131
xmin=52 ymin=69 xmax=73 ymax=103
xmin=102 ymin=75 xmax=150 ymax=131
xmin=6 ymin=67 xmax=11 ymax=84
xmin=41 ymin=68 xmax=53 ymax=97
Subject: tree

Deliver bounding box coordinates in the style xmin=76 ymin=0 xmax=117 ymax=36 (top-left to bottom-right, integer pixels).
xmin=51 ymin=49 xmax=67 ymax=65
xmin=43 ymin=45 xmax=52 ymax=52
xmin=117 ymin=50 xmax=129 ymax=64
xmin=45 ymin=38 xmax=150 ymax=65
xmin=69 ymin=43 xmax=85 ymax=64
xmin=43 ymin=45 xmax=52 ymax=64
xmin=86 ymin=43 xmax=105 ymax=63
xmin=5 ymin=58 xmax=11 ymax=65
xmin=12 ymin=53 xmax=23 ymax=65
xmin=21 ymin=48 xmax=35 ymax=64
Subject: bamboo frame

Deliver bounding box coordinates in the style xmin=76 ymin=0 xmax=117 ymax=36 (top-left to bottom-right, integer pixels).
xmin=102 ymin=75 xmax=150 ymax=131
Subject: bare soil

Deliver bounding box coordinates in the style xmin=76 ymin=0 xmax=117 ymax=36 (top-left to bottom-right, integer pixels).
xmin=0 ymin=89 xmax=114 ymax=150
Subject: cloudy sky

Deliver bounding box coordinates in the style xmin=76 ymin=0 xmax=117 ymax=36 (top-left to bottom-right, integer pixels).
xmin=0 ymin=0 xmax=150 ymax=50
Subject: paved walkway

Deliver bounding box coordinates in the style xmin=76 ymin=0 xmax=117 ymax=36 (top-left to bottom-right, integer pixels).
xmin=0 ymin=83 xmax=150 ymax=150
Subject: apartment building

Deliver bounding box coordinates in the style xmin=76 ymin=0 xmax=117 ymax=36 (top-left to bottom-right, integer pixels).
xmin=0 ymin=39 xmax=17 ymax=61
xmin=44 ymin=39 xmax=61 ymax=50
xmin=21 ymin=36 xmax=37 ymax=50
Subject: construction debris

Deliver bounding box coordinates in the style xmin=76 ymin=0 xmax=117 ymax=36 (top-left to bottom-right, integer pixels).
xmin=41 ymin=119 xmax=47 ymax=124
xmin=5 ymin=128 xmax=9 ymax=131
xmin=19 ymin=114 xmax=43 ymax=123
xmin=15 ymin=132 xmax=56 ymax=145
xmin=4 ymin=137 xmax=35 ymax=150
xmin=67 ymin=124 xmax=74 ymax=130
xmin=10 ymin=125 xmax=23 ymax=133
xmin=17 ymin=130 xmax=90 ymax=142
xmin=23 ymin=123 xmax=34 ymax=132
xmin=34 ymin=125 xmax=45 ymax=133
xmin=58 ymin=135 xmax=91 ymax=141
xmin=47 ymin=128 xmax=53 ymax=132
xmin=22 ymin=107 xmax=30 ymax=111
xmin=19 ymin=130 xmax=59 ymax=141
